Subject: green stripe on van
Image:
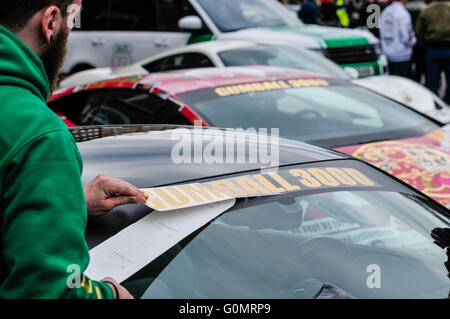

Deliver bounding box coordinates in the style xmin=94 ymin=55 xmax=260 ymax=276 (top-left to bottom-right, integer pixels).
xmin=266 ymin=25 xmax=370 ymax=49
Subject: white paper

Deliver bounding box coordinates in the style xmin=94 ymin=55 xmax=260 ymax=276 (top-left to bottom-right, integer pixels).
xmin=85 ymin=198 xmax=236 ymax=283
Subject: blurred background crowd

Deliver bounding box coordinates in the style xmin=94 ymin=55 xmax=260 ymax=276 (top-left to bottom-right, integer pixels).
xmin=279 ymin=0 xmax=450 ymax=103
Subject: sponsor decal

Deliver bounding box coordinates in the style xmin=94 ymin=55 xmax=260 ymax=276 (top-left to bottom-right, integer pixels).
xmin=214 ymin=78 xmax=330 ymax=97
xmin=142 ymin=166 xmax=377 ymax=211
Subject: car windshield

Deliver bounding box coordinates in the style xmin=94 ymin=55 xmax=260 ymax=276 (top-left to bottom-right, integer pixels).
xmin=219 ymin=45 xmax=349 ymax=79
xmin=123 ymin=179 xmax=450 ymax=299
xmin=197 ymin=0 xmax=297 ymax=32
xmin=179 ymin=79 xmax=440 ymax=148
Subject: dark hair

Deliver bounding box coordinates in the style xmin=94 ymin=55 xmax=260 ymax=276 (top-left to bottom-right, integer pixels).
xmin=0 ymin=0 xmax=74 ymax=31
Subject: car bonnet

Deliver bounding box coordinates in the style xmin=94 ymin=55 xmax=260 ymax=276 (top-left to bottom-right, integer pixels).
xmin=336 ymin=125 xmax=450 ymax=208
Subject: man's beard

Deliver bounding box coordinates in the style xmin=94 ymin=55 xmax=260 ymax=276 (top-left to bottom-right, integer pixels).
xmin=41 ymin=28 xmax=69 ymax=93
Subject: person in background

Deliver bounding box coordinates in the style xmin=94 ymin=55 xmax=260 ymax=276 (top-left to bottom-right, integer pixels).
xmin=336 ymin=0 xmax=350 ymax=27
xmin=347 ymin=0 xmax=363 ymax=28
xmin=410 ymin=0 xmax=433 ymax=84
xmin=0 ymin=0 xmax=148 ymax=299
xmin=299 ymin=0 xmax=320 ymax=24
xmin=416 ymin=0 xmax=450 ymax=104
xmin=380 ymin=0 xmax=417 ymax=77
xmin=321 ymin=0 xmax=341 ymax=26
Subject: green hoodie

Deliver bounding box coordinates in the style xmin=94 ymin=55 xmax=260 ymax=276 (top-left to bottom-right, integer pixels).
xmin=0 ymin=25 xmax=113 ymax=299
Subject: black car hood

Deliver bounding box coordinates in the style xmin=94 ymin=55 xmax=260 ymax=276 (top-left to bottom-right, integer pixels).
xmin=76 ymin=125 xmax=347 ymax=188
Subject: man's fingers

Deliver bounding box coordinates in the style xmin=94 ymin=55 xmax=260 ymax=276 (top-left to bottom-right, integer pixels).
xmin=108 ymin=195 xmax=139 ymax=208
xmin=107 ymin=179 xmax=148 ymax=203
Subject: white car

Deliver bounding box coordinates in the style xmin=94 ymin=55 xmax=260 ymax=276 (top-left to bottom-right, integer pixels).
xmin=59 ymin=40 xmax=353 ymax=88
xmin=63 ymin=0 xmax=383 ymax=76
xmin=59 ymin=40 xmax=450 ymax=124
xmin=354 ymin=76 xmax=450 ymax=124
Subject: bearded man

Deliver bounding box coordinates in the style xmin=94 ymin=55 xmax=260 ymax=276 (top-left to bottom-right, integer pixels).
xmin=0 ymin=0 xmax=147 ymax=299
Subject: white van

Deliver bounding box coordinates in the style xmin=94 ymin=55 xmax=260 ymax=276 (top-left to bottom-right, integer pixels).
xmin=63 ymin=0 xmax=384 ymax=77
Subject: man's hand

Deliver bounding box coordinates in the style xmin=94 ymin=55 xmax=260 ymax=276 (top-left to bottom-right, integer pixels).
xmin=84 ymin=174 xmax=148 ymax=217
xmin=102 ymin=277 xmax=135 ymax=299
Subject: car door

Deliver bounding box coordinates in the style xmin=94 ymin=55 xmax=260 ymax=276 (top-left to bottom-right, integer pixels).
xmin=63 ymin=0 xmax=200 ymax=73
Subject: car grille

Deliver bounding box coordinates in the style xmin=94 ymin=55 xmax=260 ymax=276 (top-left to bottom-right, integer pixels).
xmin=324 ymin=45 xmax=379 ymax=65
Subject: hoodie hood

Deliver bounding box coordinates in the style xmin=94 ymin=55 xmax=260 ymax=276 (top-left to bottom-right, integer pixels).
xmin=0 ymin=25 xmax=49 ymax=102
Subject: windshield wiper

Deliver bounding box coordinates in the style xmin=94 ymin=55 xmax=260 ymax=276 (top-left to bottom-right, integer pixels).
xmin=314 ymin=283 xmax=356 ymax=299
xmin=350 ymin=137 xmax=391 ymax=146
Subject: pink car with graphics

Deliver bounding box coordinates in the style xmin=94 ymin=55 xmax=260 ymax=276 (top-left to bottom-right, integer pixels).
xmin=49 ymin=66 xmax=450 ymax=207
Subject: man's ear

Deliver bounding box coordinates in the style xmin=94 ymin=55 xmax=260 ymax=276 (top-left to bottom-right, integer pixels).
xmin=40 ymin=6 xmax=63 ymax=45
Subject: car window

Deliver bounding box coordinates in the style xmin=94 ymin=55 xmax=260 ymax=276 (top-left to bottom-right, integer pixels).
xmin=197 ymin=0 xmax=294 ymax=32
xmin=144 ymin=53 xmax=215 ymax=72
xmin=155 ymin=0 xmax=198 ymax=32
xmin=49 ymin=90 xmax=191 ymax=126
xmin=78 ymin=0 xmax=196 ymax=32
xmin=219 ymin=45 xmax=349 ymax=79
xmin=178 ymin=79 xmax=440 ymax=148
xmin=138 ymin=190 xmax=449 ymax=299
xmin=79 ymin=0 xmax=156 ymax=31
xmin=79 ymin=91 xmax=191 ymax=125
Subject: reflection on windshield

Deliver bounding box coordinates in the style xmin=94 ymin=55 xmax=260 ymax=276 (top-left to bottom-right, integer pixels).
xmin=219 ymin=45 xmax=348 ymax=79
xmin=126 ymin=191 xmax=450 ymax=299
xmin=197 ymin=0 xmax=291 ymax=32
xmin=185 ymin=85 xmax=439 ymax=148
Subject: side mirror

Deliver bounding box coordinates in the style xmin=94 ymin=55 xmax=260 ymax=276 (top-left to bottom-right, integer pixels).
xmin=344 ymin=67 xmax=359 ymax=80
xmin=178 ymin=15 xmax=203 ymax=31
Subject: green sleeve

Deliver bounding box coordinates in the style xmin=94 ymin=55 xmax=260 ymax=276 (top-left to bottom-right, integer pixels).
xmin=0 ymin=130 xmax=114 ymax=299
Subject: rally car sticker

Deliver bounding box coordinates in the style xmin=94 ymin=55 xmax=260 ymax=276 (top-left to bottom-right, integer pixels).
xmin=111 ymin=43 xmax=134 ymax=67
xmin=214 ymin=78 xmax=330 ymax=97
xmin=141 ymin=166 xmax=378 ymax=211
xmin=88 ymin=165 xmax=379 ymax=282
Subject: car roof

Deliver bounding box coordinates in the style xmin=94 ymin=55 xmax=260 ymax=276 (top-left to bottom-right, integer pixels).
xmin=137 ymin=40 xmax=267 ymax=64
xmin=75 ymin=125 xmax=350 ymax=188
xmin=136 ymin=40 xmax=308 ymax=66
xmin=51 ymin=65 xmax=331 ymax=101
